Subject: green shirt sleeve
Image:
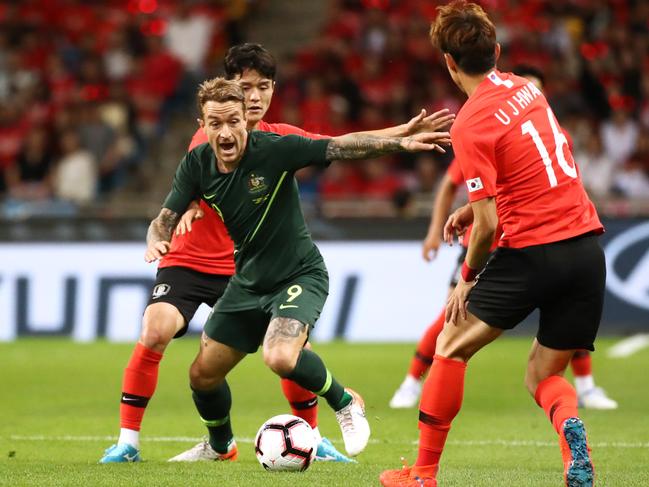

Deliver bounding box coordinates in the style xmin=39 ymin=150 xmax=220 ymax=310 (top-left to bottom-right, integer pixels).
xmin=162 ymin=152 xmax=199 ymax=214
xmin=272 ymin=134 xmax=331 ymax=172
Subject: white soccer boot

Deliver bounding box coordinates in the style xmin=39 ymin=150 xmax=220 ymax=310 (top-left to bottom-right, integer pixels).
xmin=335 ymin=388 xmax=370 ymax=457
xmin=578 ymin=387 xmax=618 ymax=410
xmin=389 ymin=375 xmax=422 ymax=409
xmin=168 ymin=438 xmax=238 ymax=462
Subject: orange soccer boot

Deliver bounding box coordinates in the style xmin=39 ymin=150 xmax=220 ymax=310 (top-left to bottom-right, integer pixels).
xmin=380 ymin=460 xmax=438 ymax=487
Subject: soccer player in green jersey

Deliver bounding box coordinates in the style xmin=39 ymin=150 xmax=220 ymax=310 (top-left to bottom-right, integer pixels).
xmin=146 ymin=78 xmax=450 ymax=459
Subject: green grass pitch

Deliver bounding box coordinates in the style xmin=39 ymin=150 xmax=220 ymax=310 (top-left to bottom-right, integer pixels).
xmin=1 ymin=338 xmax=648 ymax=486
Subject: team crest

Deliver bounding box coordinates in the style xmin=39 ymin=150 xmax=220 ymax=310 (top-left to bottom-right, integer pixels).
xmin=152 ymin=283 xmax=171 ymax=299
xmin=248 ymin=173 xmax=268 ymax=194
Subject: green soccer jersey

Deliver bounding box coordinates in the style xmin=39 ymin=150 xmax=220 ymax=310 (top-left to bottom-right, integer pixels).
xmin=163 ymin=131 xmax=332 ymax=292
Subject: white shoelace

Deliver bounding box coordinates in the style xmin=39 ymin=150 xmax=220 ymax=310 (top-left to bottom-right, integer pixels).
xmin=336 ymin=404 xmax=355 ymax=433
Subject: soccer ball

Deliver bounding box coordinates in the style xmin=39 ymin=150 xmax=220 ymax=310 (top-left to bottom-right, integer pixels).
xmin=254 ymin=414 xmax=317 ymax=472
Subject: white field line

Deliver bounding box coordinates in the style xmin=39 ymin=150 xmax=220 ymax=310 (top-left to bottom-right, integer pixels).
xmin=6 ymin=435 xmax=649 ymax=449
xmin=607 ymin=333 xmax=649 ymax=358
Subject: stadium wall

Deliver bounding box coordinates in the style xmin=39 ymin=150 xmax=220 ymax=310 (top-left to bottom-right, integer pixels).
xmin=1 ymin=218 xmax=647 ymax=342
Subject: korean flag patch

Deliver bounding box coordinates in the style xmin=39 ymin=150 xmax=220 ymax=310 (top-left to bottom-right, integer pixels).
xmin=466 ymin=177 xmax=484 ymax=193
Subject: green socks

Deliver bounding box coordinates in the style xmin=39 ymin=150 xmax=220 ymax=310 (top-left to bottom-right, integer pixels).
xmin=191 ymin=381 xmax=233 ymax=453
xmin=286 ymin=349 xmax=352 ymax=411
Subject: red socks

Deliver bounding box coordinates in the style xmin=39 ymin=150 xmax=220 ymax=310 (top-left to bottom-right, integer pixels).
xmin=408 ymin=311 xmax=446 ymax=380
xmin=120 ymin=342 xmax=163 ymax=431
xmin=535 ymin=375 xmax=580 ymax=466
xmin=534 ymin=375 xmax=579 ymax=434
xmin=281 ymin=378 xmax=318 ymax=429
xmin=416 ymin=355 xmax=467 ymax=467
xmin=570 ymin=350 xmax=592 ymax=377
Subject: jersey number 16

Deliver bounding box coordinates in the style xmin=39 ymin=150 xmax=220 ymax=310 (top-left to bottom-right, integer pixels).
xmin=521 ymin=107 xmax=577 ymax=188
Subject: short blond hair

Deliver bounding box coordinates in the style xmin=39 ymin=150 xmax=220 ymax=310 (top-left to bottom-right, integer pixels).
xmin=197 ymin=77 xmax=245 ymax=117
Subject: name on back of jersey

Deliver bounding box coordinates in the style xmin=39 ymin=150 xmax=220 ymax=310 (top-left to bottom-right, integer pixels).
xmin=492 ymin=79 xmax=543 ymax=126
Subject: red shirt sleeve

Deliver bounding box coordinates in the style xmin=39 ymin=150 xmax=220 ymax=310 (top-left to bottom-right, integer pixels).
xmin=451 ymin=120 xmax=498 ymax=202
xmin=446 ymin=158 xmax=464 ymax=185
xmin=188 ymin=128 xmax=208 ymax=151
xmin=259 ymin=121 xmax=330 ymax=140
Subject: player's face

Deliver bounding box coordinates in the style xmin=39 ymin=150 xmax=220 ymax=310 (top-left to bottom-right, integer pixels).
xmin=234 ymin=68 xmax=275 ymax=128
xmin=200 ymin=100 xmax=248 ymax=166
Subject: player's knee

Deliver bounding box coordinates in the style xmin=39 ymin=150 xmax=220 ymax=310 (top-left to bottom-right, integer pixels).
xmin=139 ymin=324 xmax=171 ymax=351
xmin=141 ymin=305 xmax=182 ymax=351
xmin=189 ymin=360 xmax=222 ymax=390
xmin=435 ymin=334 xmax=471 ymax=362
xmin=263 ymin=347 xmax=298 ymax=377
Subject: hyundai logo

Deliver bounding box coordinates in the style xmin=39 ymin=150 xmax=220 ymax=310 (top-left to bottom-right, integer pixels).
xmin=605 ymin=221 xmax=649 ymax=310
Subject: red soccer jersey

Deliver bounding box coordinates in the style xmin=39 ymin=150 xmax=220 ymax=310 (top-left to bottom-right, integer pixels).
xmin=451 ymin=70 xmax=603 ymax=248
xmin=159 ymin=121 xmax=328 ymax=274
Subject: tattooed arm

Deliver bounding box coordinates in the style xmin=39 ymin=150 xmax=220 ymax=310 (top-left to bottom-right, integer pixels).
xmin=325 ymin=130 xmax=451 ymax=161
xmin=144 ymin=208 xmax=181 ymax=262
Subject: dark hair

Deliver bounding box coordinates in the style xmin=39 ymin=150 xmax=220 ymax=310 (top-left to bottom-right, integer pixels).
xmin=197 ymin=77 xmax=245 ymax=116
xmin=223 ymin=43 xmax=277 ymax=80
xmin=512 ymin=64 xmax=545 ymax=88
xmin=430 ymin=1 xmax=497 ymax=75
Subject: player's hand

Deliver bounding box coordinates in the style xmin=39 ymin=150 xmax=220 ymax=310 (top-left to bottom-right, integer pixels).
xmin=175 ymin=201 xmax=204 ymax=235
xmin=446 ymin=277 xmax=475 ymax=325
xmin=403 ymin=109 xmax=455 ymax=136
xmin=144 ymin=241 xmax=171 ymax=263
xmin=444 ymin=204 xmax=473 ymax=245
xmin=401 ymin=131 xmax=451 ymax=153
xmin=422 ymin=232 xmax=441 ymax=262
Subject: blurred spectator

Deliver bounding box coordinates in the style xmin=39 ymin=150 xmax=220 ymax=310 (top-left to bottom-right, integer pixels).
xmin=0 ymin=103 xmax=30 ymax=179
xmin=52 ymin=130 xmax=97 ymax=205
xmin=574 ymin=132 xmax=614 ymax=198
xmin=614 ymin=159 xmax=649 ymax=198
xmin=301 ymin=77 xmax=334 ymax=134
xmin=319 ymin=162 xmax=364 ymax=200
xmin=405 ymin=154 xmax=442 ymax=196
xmin=358 ymin=158 xmax=403 ymax=198
xmin=104 ymin=30 xmax=134 ymax=82
xmin=614 ymin=128 xmax=649 ymax=197
xmin=78 ymin=103 xmax=124 ymax=194
xmin=5 ymin=126 xmax=53 ymax=201
xmin=639 ymin=72 xmax=649 ymax=128
xmin=126 ymin=35 xmax=182 ymax=137
xmin=600 ymin=107 xmax=639 ymax=166
xmin=165 ymin=4 xmax=214 ymax=75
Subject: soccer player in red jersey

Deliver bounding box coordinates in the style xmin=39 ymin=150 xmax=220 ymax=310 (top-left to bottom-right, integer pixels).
xmin=389 ymin=66 xmax=617 ymax=410
xmin=380 ymin=3 xmax=604 ymax=486
xmin=100 ymin=43 xmax=452 ymax=464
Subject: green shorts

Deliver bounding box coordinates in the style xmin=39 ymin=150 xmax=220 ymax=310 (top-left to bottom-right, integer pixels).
xmin=204 ymin=267 xmax=329 ymax=353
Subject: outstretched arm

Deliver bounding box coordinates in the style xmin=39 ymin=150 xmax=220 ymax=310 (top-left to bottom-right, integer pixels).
xmin=326 ymin=131 xmax=451 ymax=161
xmin=145 ymin=208 xmax=181 ymax=262
xmin=360 ymin=109 xmax=455 ymax=138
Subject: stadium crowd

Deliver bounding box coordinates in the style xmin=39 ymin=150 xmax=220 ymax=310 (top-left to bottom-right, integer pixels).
xmin=0 ymin=0 xmax=255 ymax=216
xmin=1 ymin=0 xmax=648 ymax=217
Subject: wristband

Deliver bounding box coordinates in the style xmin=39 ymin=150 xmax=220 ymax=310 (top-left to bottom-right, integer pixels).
xmin=461 ymin=261 xmax=478 ymax=282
